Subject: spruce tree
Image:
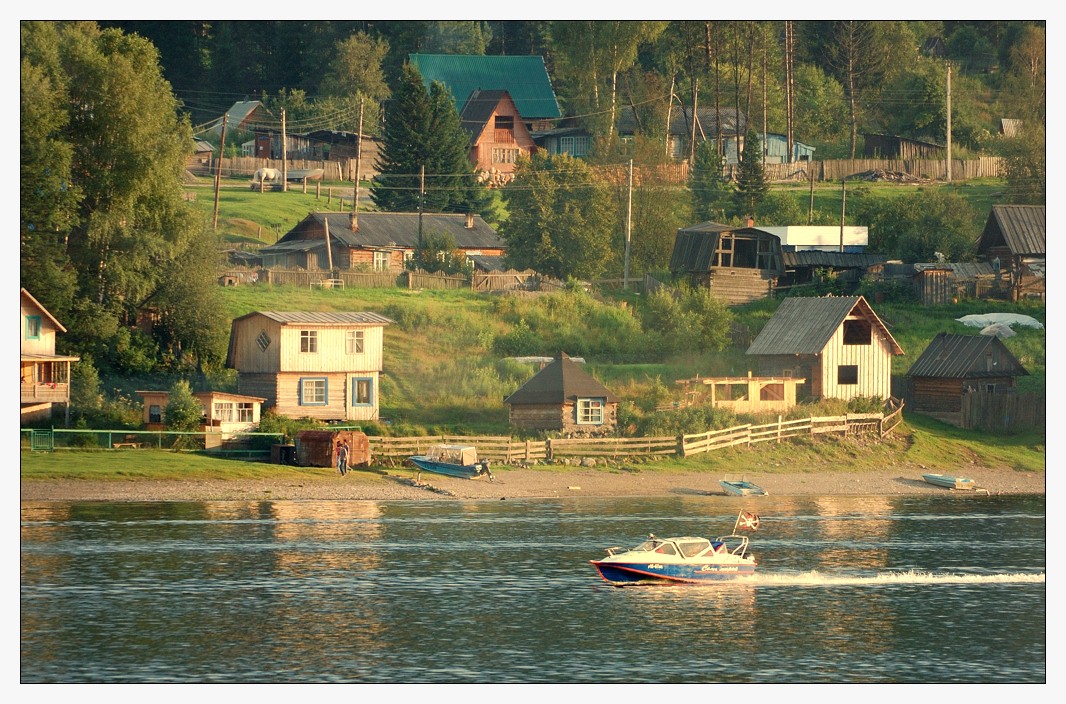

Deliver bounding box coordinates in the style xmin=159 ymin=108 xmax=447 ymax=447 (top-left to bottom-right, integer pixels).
xmin=732 ymin=129 xmax=768 ymax=219
xmin=688 ymin=140 xmax=729 ymax=223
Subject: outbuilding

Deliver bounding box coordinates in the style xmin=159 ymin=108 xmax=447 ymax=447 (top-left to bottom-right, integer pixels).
xmin=503 ymin=353 xmax=618 ymax=436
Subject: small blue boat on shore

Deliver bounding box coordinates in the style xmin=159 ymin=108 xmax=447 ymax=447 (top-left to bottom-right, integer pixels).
xmin=409 ymin=444 xmax=494 ymax=480
xmin=923 ymin=473 xmax=976 ymax=490
xmin=719 ymin=479 xmax=768 ymax=496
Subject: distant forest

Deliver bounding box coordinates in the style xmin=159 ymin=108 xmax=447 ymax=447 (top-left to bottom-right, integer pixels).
xmin=103 ymin=20 xmax=1045 ymax=159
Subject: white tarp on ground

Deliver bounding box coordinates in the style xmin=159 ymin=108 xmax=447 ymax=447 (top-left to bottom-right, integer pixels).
xmin=980 ymin=322 xmax=1017 ymax=338
xmin=956 ymin=313 xmax=1044 ymax=330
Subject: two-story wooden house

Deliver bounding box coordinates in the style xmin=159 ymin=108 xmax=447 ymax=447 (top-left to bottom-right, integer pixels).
xmin=459 ymin=89 xmax=537 ymax=184
xmin=20 ymin=288 xmax=79 ymax=425
xmin=226 ymin=311 xmax=393 ymax=422
xmin=746 ymin=295 xmax=903 ymax=401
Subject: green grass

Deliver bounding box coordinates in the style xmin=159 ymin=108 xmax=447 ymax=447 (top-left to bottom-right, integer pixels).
xmin=19 ymin=449 xmax=335 ymax=481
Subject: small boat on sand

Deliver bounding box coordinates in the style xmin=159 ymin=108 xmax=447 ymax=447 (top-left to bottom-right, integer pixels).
xmin=409 ymin=444 xmax=494 ymax=480
xmin=719 ymin=479 xmax=768 ymax=496
xmin=590 ymin=511 xmax=760 ymax=585
xmin=923 ymin=473 xmax=976 ymax=490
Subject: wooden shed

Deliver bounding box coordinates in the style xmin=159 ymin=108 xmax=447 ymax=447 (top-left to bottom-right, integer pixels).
xmin=746 ymin=295 xmax=903 ymax=401
xmin=294 ymin=429 xmax=371 ymax=468
xmin=669 ymin=221 xmax=784 ymax=305
xmin=904 ymin=333 xmax=1028 ymax=415
xmin=503 ymin=352 xmax=618 ymax=436
xmin=976 ymin=205 xmax=1045 ymax=302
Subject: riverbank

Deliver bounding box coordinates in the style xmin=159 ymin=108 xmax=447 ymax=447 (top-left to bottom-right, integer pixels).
xmin=20 ymin=464 xmax=1045 ymax=502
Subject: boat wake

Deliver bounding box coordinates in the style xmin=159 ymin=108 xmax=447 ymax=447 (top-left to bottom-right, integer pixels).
xmin=730 ymin=570 xmax=1045 ymax=587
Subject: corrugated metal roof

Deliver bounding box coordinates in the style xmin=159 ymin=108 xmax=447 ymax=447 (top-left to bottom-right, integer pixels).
xmin=668 ymin=222 xmax=732 ymax=272
xmin=782 ymin=251 xmax=887 ymax=269
xmin=905 ymin=332 xmax=1028 ymax=378
xmin=237 ymin=311 xmax=394 ymax=326
xmin=262 ymin=212 xmax=505 ymax=252
xmin=503 ymin=352 xmax=617 ymax=405
xmin=746 ymin=295 xmax=903 ymax=356
xmin=618 ymin=105 xmax=745 ymax=136
xmin=409 ymin=54 xmax=561 ymax=119
xmin=979 ymin=205 xmax=1045 ymax=256
xmin=1000 ymin=118 xmax=1023 ymax=137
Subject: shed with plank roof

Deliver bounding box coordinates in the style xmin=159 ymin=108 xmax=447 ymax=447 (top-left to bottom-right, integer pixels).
xmin=746 ymin=295 xmax=903 ymax=401
xmin=503 ymin=352 xmax=618 ymax=436
xmin=904 ymin=333 xmax=1028 ymax=414
xmin=976 ymin=204 xmax=1045 ymax=302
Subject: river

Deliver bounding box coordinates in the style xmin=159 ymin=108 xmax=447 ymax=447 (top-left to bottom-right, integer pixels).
xmin=20 ymin=494 xmax=1045 ymax=684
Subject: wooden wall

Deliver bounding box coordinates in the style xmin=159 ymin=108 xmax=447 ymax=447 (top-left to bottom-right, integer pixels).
xmin=818 ymin=318 xmax=896 ymax=400
xmin=228 ymin=315 xmax=385 ymax=374
xmin=20 ymin=302 xmax=59 ymax=356
xmin=705 ymin=268 xmax=776 ymax=305
xmin=508 ymin=402 xmax=618 ymax=436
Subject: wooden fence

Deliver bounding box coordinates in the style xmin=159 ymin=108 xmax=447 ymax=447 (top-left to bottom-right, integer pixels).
xmin=960 ymin=392 xmax=1044 ymax=432
xmin=369 ymin=407 xmax=902 ymax=465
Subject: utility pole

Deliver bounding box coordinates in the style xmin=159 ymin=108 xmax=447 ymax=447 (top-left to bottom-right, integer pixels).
xmin=665 ymin=75 xmax=675 ymax=158
xmin=624 ymin=159 xmax=633 ymax=290
xmin=808 ymin=163 xmax=815 ymax=225
xmin=946 ymin=64 xmax=953 ymax=183
xmin=213 ymin=115 xmax=227 ymax=232
xmin=417 ymin=164 xmax=425 ymax=269
xmin=839 ymin=177 xmax=846 ymax=253
xmin=324 ymin=216 xmax=334 ymax=273
xmin=281 ymin=108 xmax=288 ymax=192
xmin=352 ymin=99 xmax=364 ymax=223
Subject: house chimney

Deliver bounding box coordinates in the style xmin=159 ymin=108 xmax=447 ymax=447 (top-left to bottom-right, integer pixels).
xmin=746 ymin=216 xmax=755 ymax=227
xmin=465 ymin=212 xmax=475 ymax=229
xmin=349 ymin=212 xmax=358 ymax=232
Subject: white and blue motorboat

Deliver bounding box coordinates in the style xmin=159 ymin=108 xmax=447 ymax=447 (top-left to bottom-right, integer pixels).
xmin=408 ymin=444 xmax=494 ymax=480
xmin=590 ymin=511 xmax=759 ymax=585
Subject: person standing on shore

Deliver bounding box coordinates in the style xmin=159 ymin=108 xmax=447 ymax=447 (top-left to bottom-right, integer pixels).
xmin=336 ymin=440 xmax=349 ymax=476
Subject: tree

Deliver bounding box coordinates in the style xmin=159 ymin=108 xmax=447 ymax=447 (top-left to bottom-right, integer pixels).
xmin=423 ymin=21 xmax=493 ymax=54
xmin=164 ymin=379 xmax=204 ymax=432
xmin=824 ymin=21 xmax=893 ymax=158
xmin=1002 ymin=125 xmax=1046 ymax=205
xmin=793 ymin=63 xmax=847 ymax=145
xmin=407 ymin=231 xmax=471 ymax=276
xmin=318 ymin=31 xmax=391 ymax=102
xmin=732 ymin=130 xmax=768 ymax=218
xmin=640 ymin=285 xmax=733 ymax=358
xmin=853 ymin=189 xmax=978 ymax=262
xmin=689 ymin=140 xmax=729 ymax=223
xmin=500 ymin=152 xmax=618 ymax=280
xmin=371 ymin=64 xmax=488 ymax=216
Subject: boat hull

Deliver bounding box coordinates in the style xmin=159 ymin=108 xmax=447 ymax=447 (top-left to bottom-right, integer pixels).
xmin=410 ymin=456 xmax=489 ymax=479
xmin=923 ymin=473 xmax=976 ymax=490
xmin=719 ymin=480 xmax=768 ymax=496
xmin=590 ymin=559 xmax=756 ymax=585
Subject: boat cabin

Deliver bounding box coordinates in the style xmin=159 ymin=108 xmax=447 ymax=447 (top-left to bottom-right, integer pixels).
xmin=428 ymin=444 xmax=479 ymax=466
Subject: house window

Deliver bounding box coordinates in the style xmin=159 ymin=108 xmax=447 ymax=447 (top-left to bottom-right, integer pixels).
xmin=300 ymin=330 xmax=318 ymax=353
xmin=837 ymin=365 xmax=859 ymax=385
xmin=214 ymin=402 xmax=235 ymax=422
xmin=985 ymin=383 xmax=996 ymax=393
xmin=237 ymin=403 xmax=254 ymax=422
xmin=149 ymin=405 xmax=162 ymax=423
xmin=843 ymin=319 xmax=872 ymax=345
xmin=346 ymin=330 xmax=365 ymax=354
xmin=373 ymin=251 xmax=390 ymax=272
xmin=256 ymin=330 xmax=271 ymax=351
xmin=577 ymin=398 xmax=604 ymax=425
xmin=352 ymin=377 xmax=373 ymax=406
xmin=299 ymin=377 xmax=328 ymax=406
xmin=492 ymin=147 xmax=519 ymax=164
xmin=25 ymin=315 xmax=41 ymax=340
xmin=559 ymin=136 xmax=591 ymax=157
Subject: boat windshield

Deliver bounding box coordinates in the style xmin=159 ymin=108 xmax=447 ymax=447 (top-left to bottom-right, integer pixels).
xmin=677 ymin=540 xmax=712 ymax=558
xmin=633 ymin=539 xmax=678 ymax=555
xmin=427 ymin=445 xmax=477 ymax=465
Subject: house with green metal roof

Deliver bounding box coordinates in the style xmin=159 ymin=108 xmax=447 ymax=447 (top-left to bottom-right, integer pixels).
xmin=408 ymin=54 xmax=561 ymax=131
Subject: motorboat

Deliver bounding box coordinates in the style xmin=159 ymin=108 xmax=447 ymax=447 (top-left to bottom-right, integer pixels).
xmin=409 ymin=444 xmax=494 ymax=480
xmin=719 ymin=479 xmax=768 ymax=496
xmin=923 ymin=473 xmax=976 ymax=490
xmin=590 ymin=511 xmax=759 ymax=585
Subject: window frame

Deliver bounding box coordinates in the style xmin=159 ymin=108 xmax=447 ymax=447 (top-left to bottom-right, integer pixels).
xmin=346 ymin=329 xmax=365 ymax=355
xmin=352 ymin=377 xmax=374 ymax=407
xmin=577 ymin=397 xmax=605 ymax=425
xmin=214 ymin=401 xmax=235 ymax=422
xmin=237 ymin=402 xmax=254 ymax=422
xmin=373 ymin=251 xmax=390 ymax=272
xmin=299 ymin=377 xmax=328 ymax=406
xmin=837 ymin=365 xmax=859 ymax=385
xmin=25 ymin=315 xmax=42 ymax=340
xmin=300 ymin=330 xmax=318 ymax=354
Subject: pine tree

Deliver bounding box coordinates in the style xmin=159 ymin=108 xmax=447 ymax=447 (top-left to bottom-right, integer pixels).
xmin=732 ymin=129 xmax=768 ymax=219
xmin=688 ymin=140 xmax=729 ymax=223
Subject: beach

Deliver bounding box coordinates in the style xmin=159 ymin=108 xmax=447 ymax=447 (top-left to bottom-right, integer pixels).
xmin=20 ymin=465 xmax=1045 ymax=502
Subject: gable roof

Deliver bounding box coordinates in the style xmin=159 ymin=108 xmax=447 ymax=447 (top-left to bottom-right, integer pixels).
xmin=232 ymin=311 xmax=394 ymax=327
xmin=21 ymin=288 xmax=66 ymax=333
xmin=618 ymin=105 xmax=746 ymax=137
xmin=409 ymin=54 xmax=561 ymax=120
xmin=212 ymin=101 xmax=274 ymax=136
xmin=977 ymin=205 xmax=1045 ymax=256
xmin=262 ymin=212 xmax=505 ymax=252
xmin=905 ymin=333 xmax=1028 ymax=379
xmin=669 ymin=223 xmax=781 ymax=273
xmin=459 ymin=88 xmax=512 ymax=140
xmin=746 ymin=295 xmax=904 ymax=356
xmin=503 ymin=352 xmax=617 ymax=405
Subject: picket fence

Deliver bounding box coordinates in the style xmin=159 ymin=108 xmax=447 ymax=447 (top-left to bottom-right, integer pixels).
xmin=368 ymin=406 xmax=902 ymax=464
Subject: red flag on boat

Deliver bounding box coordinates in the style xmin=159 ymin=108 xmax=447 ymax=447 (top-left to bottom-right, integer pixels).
xmin=739 ymin=512 xmax=760 ymax=531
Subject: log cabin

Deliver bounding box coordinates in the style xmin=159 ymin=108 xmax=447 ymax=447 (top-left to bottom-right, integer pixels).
xmin=504 ymin=352 xmax=618 ymax=436
xmin=226 ymin=311 xmax=393 ymax=422
xmin=21 ymin=288 xmax=79 ymax=426
xmin=905 ymin=333 xmax=1028 ymax=415
xmin=746 ymin=295 xmax=903 ymax=401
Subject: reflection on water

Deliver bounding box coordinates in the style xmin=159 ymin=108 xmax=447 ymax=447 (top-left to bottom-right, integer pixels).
xmin=21 ymin=494 xmax=1045 ymax=684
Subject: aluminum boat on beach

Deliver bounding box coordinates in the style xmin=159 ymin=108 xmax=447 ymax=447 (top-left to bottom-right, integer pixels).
xmin=408 ymin=444 xmax=494 ymax=480
xmin=719 ymin=479 xmax=768 ymax=496
xmin=922 ymin=473 xmax=976 ymax=490
xmin=590 ymin=511 xmax=759 ymax=585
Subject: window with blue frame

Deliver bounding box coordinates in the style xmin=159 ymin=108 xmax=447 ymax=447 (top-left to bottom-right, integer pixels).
xmin=299 ymin=377 xmax=328 ymax=405
xmin=25 ymin=315 xmax=41 ymax=340
xmin=352 ymin=377 xmax=373 ymax=406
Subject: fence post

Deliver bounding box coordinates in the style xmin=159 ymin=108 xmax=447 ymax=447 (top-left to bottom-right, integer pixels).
xmin=546 ymin=438 xmax=553 ymax=461
xmin=677 ymin=434 xmax=686 ymax=457
xmin=777 ymin=415 xmax=782 ymax=443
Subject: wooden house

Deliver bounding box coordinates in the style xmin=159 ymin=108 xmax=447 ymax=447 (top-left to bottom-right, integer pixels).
xmin=762 ymin=133 xmax=816 ymax=164
xmin=503 ymin=353 xmax=618 ymax=436
xmin=136 ymin=389 xmax=266 ymax=439
xmin=530 ymin=125 xmax=593 ymax=158
xmin=905 ymin=333 xmax=1028 ymax=415
xmin=976 ymin=205 xmax=1045 ymax=302
xmin=669 ymin=221 xmax=784 ymax=305
xmin=213 ymin=100 xmax=275 ymax=145
xmin=409 ymin=53 xmax=562 ymax=132
xmin=862 ymin=133 xmax=944 ymax=160
xmin=460 ymin=89 xmax=536 ymax=184
xmin=20 ymin=289 xmax=79 ymax=426
xmin=746 ymin=295 xmax=904 ymax=401
xmin=778 ymin=251 xmax=888 ymax=292
xmin=258 ymin=212 xmax=505 ymax=273
xmin=186 ymin=139 xmax=215 ymax=175
xmin=618 ymin=105 xmax=746 ymax=162
xmin=226 ymin=311 xmax=393 ymax=422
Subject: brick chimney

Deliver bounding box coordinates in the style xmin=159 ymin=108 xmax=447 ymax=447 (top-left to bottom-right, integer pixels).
xmin=465 ymin=212 xmax=475 ymax=229
xmin=349 ymin=212 xmax=358 ymax=232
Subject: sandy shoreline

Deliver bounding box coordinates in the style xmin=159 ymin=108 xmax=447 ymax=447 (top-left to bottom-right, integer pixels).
xmin=20 ymin=465 xmax=1045 ymax=503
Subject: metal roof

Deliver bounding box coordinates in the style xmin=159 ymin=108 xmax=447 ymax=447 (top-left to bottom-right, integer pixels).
xmin=618 ymin=105 xmax=745 ymax=137
xmin=503 ymin=352 xmax=617 ymax=405
xmin=782 ymin=251 xmax=887 ymax=269
xmin=234 ymin=311 xmax=394 ymax=326
xmin=913 ymin=261 xmax=996 ymax=280
xmin=669 ymin=224 xmax=781 ymax=273
xmin=262 ymin=212 xmax=505 ymax=252
xmin=746 ymin=295 xmax=903 ymax=356
xmin=978 ymin=205 xmax=1045 ymax=256
xmin=409 ymin=54 xmax=561 ymax=119
xmin=459 ymin=89 xmax=511 ymax=140
xmin=905 ymin=332 xmax=1028 ymax=378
